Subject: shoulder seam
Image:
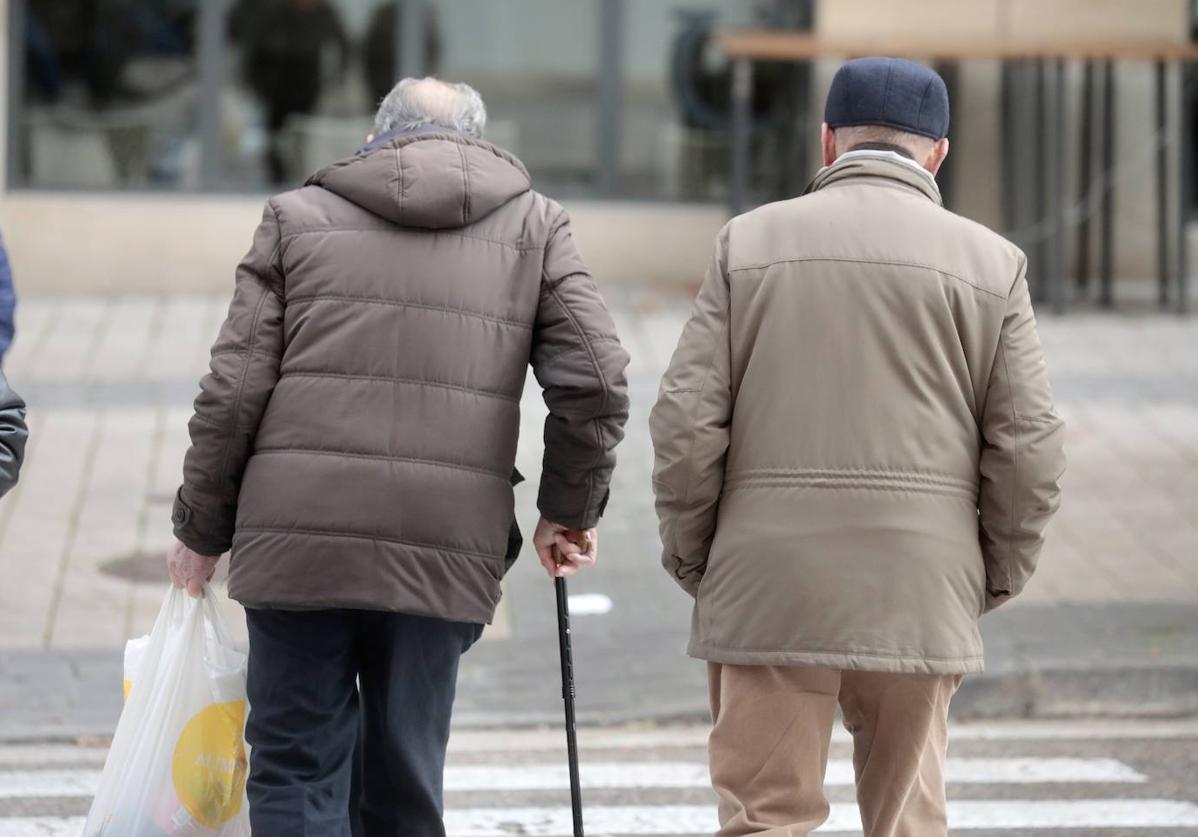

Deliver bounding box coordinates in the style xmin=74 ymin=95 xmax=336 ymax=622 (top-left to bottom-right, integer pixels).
xmin=728 ymin=255 xmax=1007 ymax=300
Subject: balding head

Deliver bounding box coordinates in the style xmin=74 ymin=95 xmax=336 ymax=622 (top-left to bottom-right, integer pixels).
xmin=371 ymin=77 xmax=487 ymax=139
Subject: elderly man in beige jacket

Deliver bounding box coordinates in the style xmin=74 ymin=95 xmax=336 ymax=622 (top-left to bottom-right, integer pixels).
xmin=650 ymin=57 xmax=1065 ymax=837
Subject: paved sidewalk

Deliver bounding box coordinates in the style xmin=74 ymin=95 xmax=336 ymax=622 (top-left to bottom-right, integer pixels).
xmin=0 ymin=290 xmax=1196 ymax=734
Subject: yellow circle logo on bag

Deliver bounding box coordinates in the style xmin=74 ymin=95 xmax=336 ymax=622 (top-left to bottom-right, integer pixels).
xmin=171 ymin=700 xmax=248 ymax=828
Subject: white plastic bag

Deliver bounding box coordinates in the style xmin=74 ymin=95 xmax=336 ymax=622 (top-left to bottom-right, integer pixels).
xmin=84 ymin=584 xmax=251 ymax=836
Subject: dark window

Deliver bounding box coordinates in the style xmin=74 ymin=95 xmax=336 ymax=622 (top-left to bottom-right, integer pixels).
xmin=16 ymin=0 xmax=201 ymax=189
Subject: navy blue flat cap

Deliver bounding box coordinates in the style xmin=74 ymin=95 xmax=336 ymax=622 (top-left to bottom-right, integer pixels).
xmin=825 ymin=57 xmax=949 ymax=140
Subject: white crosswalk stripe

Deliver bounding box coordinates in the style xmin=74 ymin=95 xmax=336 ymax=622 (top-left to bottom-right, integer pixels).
xmin=0 ymin=756 xmax=1149 ymax=798
xmin=0 ymin=722 xmax=1195 ymax=836
xmin=440 ymin=801 xmax=1198 ymax=834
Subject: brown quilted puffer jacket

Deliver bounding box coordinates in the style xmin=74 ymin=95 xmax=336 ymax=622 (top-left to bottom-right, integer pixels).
xmin=173 ymin=130 xmax=630 ymax=623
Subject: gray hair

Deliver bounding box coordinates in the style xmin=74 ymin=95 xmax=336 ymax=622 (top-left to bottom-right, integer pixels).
xmin=372 ymin=77 xmax=487 ymax=139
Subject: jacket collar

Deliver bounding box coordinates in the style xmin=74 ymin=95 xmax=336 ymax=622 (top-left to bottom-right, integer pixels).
xmin=357 ymin=123 xmax=447 ymax=155
xmin=804 ymin=152 xmax=943 ymax=206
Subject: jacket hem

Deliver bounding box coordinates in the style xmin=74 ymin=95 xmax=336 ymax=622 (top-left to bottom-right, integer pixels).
xmin=230 ymin=589 xmax=496 ymax=626
xmin=689 ymin=642 xmax=985 ymax=675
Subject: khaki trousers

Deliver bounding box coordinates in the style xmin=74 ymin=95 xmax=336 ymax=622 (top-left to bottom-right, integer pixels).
xmin=708 ymin=663 xmax=962 ymax=837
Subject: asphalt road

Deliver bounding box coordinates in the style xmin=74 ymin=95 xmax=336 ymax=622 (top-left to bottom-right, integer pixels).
xmin=2 ymin=718 xmax=1197 ymax=835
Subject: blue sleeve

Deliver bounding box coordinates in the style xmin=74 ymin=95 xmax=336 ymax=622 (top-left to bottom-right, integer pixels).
xmin=0 ymin=236 xmax=16 ymax=362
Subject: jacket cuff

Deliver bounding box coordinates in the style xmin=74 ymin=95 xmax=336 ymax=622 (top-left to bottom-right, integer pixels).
xmin=982 ymin=589 xmax=1012 ymax=614
xmin=537 ymin=485 xmax=609 ymax=530
xmin=172 ymin=487 xmax=233 ymax=557
xmin=674 ymin=570 xmax=702 ymax=599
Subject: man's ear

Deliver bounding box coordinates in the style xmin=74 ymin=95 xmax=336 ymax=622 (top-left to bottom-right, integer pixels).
xmin=925 ymin=137 xmax=950 ymax=176
xmin=821 ymin=123 xmax=837 ymax=167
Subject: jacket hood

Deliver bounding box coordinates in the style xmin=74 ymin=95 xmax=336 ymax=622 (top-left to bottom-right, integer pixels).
xmin=307 ymin=131 xmax=532 ymax=229
xmin=804 ymin=152 xmax=943 ymax=206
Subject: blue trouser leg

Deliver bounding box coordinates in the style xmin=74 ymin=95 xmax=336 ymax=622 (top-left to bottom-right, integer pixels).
xmin=245 ymin=608 xmax=482 ymax=837
xmin=355 ymin=612 xmax=483 ymax=837
xmin=245 ymin=608 xmax=360 ymax=837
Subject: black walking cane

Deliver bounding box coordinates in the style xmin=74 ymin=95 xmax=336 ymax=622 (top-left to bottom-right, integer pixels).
xmin=554 ymin=534 xmax=587 ymax=837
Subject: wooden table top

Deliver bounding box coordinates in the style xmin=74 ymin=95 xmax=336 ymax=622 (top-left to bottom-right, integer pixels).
xmin=718 ymin=30 xmax=1198 ymax=62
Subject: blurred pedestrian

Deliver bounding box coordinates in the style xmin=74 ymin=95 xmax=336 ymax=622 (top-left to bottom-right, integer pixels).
xmin=231 ymin=0 xmax=350 ymax=184
xmin=0 ymin=232 xmax=15 ymax=363
xmin=650 ymin=57 xmax=1066 ymax=837
xmin=364 ymin=2 xmax=441 ymax=106
xmin=0 ymin=231 xmax=25 ymax=497
xmin=169 ymin=77 xmax=630 ymax=835
xmin=0 ymin=371 xmax=26 ymax=497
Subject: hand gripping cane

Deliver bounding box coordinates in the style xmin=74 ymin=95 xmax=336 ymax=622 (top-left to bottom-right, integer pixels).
xmin=554 ymin=532 xmax=589 ymax=837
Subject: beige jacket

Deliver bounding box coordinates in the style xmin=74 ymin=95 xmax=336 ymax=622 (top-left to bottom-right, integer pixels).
xmin=174 ymin=130 xmax=630 ymax=623
xmin=650 ymin=153 xmax=1065 ymax=674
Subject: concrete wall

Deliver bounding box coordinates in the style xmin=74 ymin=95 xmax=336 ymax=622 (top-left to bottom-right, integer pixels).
xmin=819 ymin=0 xmax=1189 ymax=43
xmin=0 ymin=192 xmax=726 ymax=293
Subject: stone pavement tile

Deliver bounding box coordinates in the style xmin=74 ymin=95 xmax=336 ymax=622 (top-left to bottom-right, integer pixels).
xmin=194 ymin=297 xmax=229 ymax=372
xmin=1077 ymin=407 xmax=1198 ymax=595
xmin=85 ymin=297 xmax=162 ymax=382
xmin=19 ymin=300 xmax=110 ymax=382
xmin=151 ymin=408 xmax=191 ymax=496
xmin=604 ymin=301 xmax=649 ymax=376
xmin=0 ymin=295 xmax=1194 ymax=651
xmin=0 ymin=411 xmax=99 ymax=649
xmin=1016 ymin=532 xmax=1088 ymax=603
xmin=1056 ymin=506 xmax=1196 ymax=602
xmin=628 ymin=303 xmax=691 ymax=374
xmin=49 ymin=410 xmax=157 ymax=648
xmin=608 ymin=294 xmax=690 ymax=379
xmin=1 ymin=295 xmax=1197 ymax=731
xmin=2 ymin=303 xmax=53 ymax=385
xmin=144 ymin=412 xmax=189 ymax=554
xmin=143 ymin=296 xmax=222 ymax=381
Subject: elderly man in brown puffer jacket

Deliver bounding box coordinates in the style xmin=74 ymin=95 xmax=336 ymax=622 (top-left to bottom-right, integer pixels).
xmin=651 ymin=58 xmax=1065 ymax=837
xmin=167 ymin=78 xmax=629 ymax=836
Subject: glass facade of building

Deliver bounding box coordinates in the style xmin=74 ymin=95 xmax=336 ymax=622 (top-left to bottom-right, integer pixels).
xmin=16 ymin=0 xmax=201 ymax=189
xmin=7 ymin=0 xmax=804 ymax=200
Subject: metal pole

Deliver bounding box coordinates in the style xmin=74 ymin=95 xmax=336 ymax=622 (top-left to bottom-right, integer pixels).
xmin=1156 ymin=61 xmax=1172 ymax=309
xmin=1000 ymin=61 xmax=1018 ymax=238
xmin=1179 ymin=61 xmax=1193 ymax=315
xmin=1099 ymin=60 xmax=1116 ymax=308
xmin=730 ymin=57 xmax=753 ymax=216
xmin=397 ymin=0 xmax=426 ymax=80
xmin=1033 ymin=60 xmax=1049 ymax=303
xmin=1075 ymin=60 xmax=1094 ymax=297
xmin=596 ymin=0 xmax=625 ymax=196
xmin=779 ymin=0 xmax=815 ymax=198
xmin=555 ymin=576 xmax=584 ymax=836
xmin=1003 ymin=61 xmax=1040 ymax=276
xmin=197 ymin=0 xmax=227 ymax=189
xmin=1050 ymin=59 xmax=1067 ymax=314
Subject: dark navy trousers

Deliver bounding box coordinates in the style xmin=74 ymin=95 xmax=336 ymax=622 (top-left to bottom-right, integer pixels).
xmin=244 ymin=608 xmax=483 ymax=836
